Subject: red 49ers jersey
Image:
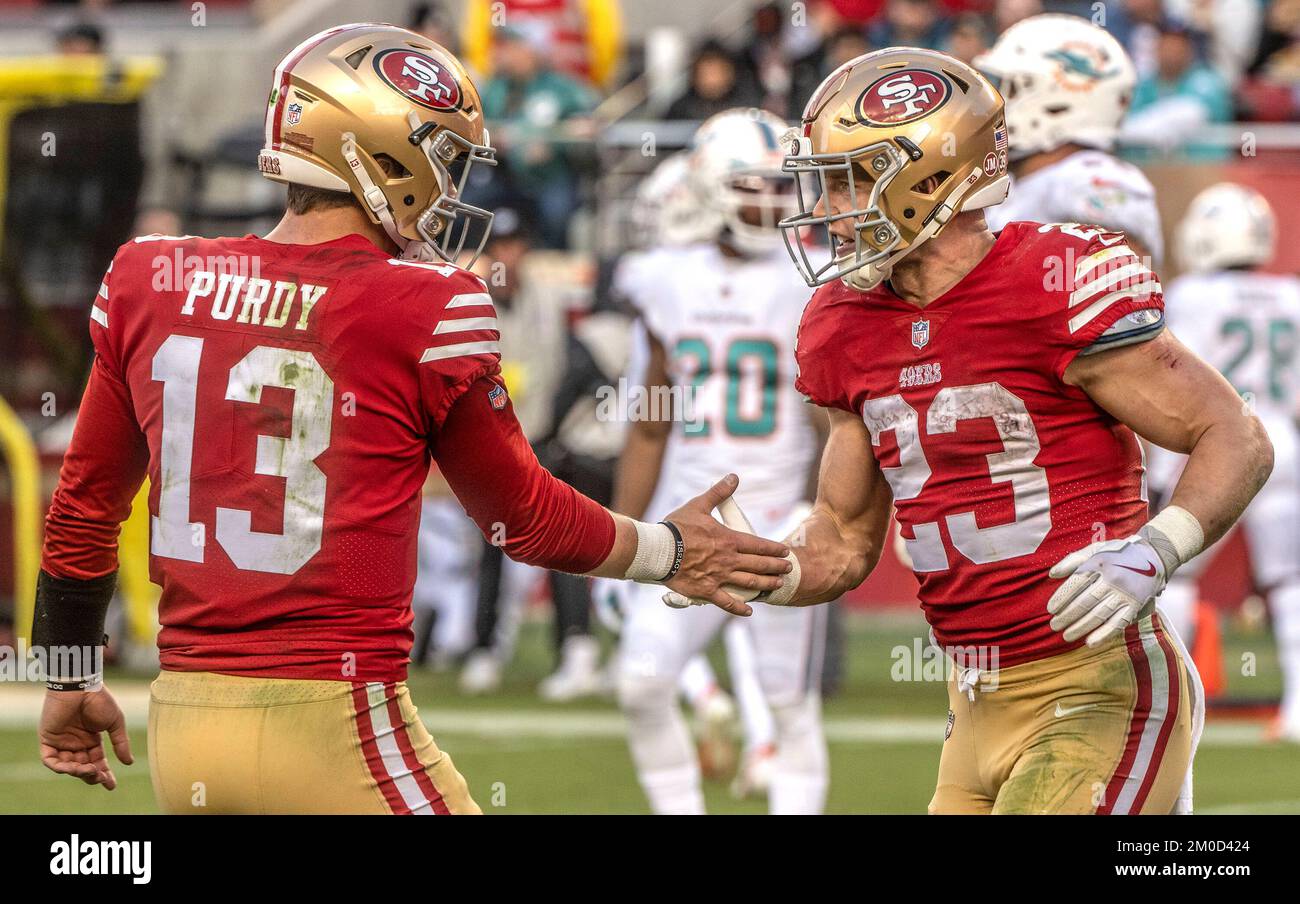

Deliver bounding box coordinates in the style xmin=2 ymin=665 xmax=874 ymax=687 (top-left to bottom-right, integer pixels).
xmin=795 ymin=222 xmax=1164 ymax=666
xmin=66 ymin=233 xmax=501 ymax=680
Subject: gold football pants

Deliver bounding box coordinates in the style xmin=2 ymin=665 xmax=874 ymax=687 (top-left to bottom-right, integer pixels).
xmin=930 ymin=613 xmax=1195 ymax=815
xmin=148 ymin=670 xmax=480 ymax=815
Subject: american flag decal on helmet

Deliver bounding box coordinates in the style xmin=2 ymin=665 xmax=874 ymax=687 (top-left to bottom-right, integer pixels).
xmin=994 ymin=123 xmax=1008 ymax=153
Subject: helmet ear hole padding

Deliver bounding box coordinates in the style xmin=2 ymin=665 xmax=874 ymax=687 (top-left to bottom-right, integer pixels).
xmin=373 ymin=154 xmax=413 ymax=180
xmin=910 ymin=171 xmax=951 ymax=195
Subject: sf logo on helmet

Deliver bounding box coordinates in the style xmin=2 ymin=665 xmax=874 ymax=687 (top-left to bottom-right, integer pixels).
xmin=856 ymin=70 xmax=951 ymax=126
xmin=373 ymin=48 xmax=463 ymax=111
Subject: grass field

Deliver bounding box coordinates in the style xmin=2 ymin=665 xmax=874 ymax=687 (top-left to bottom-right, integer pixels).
xmin=2 ymin=610 xmax=1298 ymax=814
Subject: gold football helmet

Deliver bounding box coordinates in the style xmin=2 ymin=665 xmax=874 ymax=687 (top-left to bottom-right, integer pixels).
xmin=780 ymin=47 xmax=1010 ymax=289
xmin=258 ymin=23 xmax=496 ymax=264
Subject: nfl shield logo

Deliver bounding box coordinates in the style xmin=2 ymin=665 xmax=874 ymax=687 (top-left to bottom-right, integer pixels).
xmin=286 ymin=103 xmax=303 ymax=126
xmin=911 ymin=319 xmax=930 ymax=350
xmin=487 ymin=384 xmax=508 ymax=410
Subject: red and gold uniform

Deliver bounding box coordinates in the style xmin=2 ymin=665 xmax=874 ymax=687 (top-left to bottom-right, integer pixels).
xmin=43 ymin=233 xmax=616 ymax=813
xmin=795 ymin=222 xmax=1194 ymax=813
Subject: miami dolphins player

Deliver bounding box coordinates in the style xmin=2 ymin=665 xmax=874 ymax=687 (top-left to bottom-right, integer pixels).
xmin=605 ymin=150 xmax=782 ymax=796
xmin=613 ymin=108 xmax=829 ymax=814
xmin=977 ymin=14 xmax=1163 ymax=263
xmin=1149 ymin=184 xmax=1300 ymax=744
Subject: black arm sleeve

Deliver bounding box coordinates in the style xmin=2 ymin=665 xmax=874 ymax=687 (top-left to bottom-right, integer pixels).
xmin=30 ymin=568 xmax=116 ymax=652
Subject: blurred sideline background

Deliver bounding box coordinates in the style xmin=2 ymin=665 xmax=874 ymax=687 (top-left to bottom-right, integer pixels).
xmin=0 ymin=0 xmax=1298 ymax=813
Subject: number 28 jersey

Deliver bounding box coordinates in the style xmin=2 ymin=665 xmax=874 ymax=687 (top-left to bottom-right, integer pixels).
xmin=795 ymin=223 xmax=1165 ymax=666
xmin=56 ymin=233 xmax=503 ymax=680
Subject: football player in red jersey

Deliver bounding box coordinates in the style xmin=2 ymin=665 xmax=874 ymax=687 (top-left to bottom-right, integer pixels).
xmin=673 ymin=48 xmax=1273 ymax=814
xmin=31 ymin=24 xmax=792 ymax=814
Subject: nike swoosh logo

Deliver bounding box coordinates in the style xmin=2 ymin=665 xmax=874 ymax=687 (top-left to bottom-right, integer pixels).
xmin=1116 ymin=562 xmax=1157 ymax=577
xmin=1054 ymin=702 xmax=1097 ymax=718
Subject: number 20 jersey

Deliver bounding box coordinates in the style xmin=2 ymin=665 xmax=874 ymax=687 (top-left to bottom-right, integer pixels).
xmin=621 ymin=242 xmax=817 ymax=533
xmin=795 ymin=222 xmax=1164 ymax=666
xmin=82 ymin=233 xmax=501 ymax=680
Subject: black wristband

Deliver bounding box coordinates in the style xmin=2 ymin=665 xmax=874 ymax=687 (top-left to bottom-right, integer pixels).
xmin=658 ymin=521 xmax=685 ymax=582
xmin=46 ymin=678 xmax=103 ymax=692
xmin=31 ymin=569 xmax=117 ymax=651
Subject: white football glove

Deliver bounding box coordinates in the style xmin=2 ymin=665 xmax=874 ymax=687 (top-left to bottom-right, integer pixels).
xmin=1046 ymin=534 xmax=1168 ymax=647
xmin=663 ymin=497 xmax=761 ymax=609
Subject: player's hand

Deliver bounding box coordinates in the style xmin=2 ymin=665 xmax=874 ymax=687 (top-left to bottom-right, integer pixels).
xmin=39 ymin=687 xmax=133 ymax=791
xmin=1046 ymin=535 xmax=1168 ymax=646
xmin=662 ymin=474 xmax=791 ymax=617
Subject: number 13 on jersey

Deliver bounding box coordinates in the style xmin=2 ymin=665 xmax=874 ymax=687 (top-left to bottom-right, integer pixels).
xmin=151 ymin=334 xmax=334 ymax=575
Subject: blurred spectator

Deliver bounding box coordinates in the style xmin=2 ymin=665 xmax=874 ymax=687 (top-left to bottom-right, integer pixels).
xmin=1163 ymin=0 xmax=1263 ymax=86
xmin=1112 ymin=0 xmax=1165 ymax=79
xmin=410 ymin=1 xmax=459 ymax=54
xmin=462 ymin=0 xmax=623 ymax=89
xmin=868 ymin=0 xmax=951 ymax=50
xmin=480 ymin=22 xmax=597 ymax=248
xmin=788 ymin=25 xmax=871 ymax=120
xmin=992 ymin=0 xmax=1042 ymax=35
xmin=1248 ymin=0 xmax=1300 ymax=82
xmin=739 ymin=2 xmax=795 ymax=114
xmin=827 ymin=0 xmax=889 ymax=22
xmin=1238 ymin=0 xmax=1300 ymax=120
xmin=782 ymin=0 xmax=852 ymax=62
xmin=944 ymin=12 xmax=991 ymax=64
xmin=55 ymin=21 xmax=103 ymax=56
xmin=1123 ymin=18 xmax=1233 ymax=153
xmin=666 ymin=39 xmax=763 ymax=120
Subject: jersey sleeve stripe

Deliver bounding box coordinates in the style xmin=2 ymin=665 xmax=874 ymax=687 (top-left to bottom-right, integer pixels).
xmin=433 ymin=315 xmax=497 ymax=335
xmin=90 ymin=305 xmax=109 ymax=328
xmin=446 ymin=292 xmax=493 ymax=309
xmin=97 ymin=282 xmax=109 ymax=300
xmin=1068 ymin=281 xmax=1163 ymax=334
xmin=1070 ymin=261 xmax=1149 ymax=306
xmin=419 ymin=340 xmax=501 ymax=363
xmin=1074 ymin=244 xmax=1136 ymax=282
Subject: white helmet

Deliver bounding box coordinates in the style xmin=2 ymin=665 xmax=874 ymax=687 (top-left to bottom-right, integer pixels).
xmin=631 ymin=152 xmax=722 ymax=247
xmin=975 ymin=14 xmax=1135 ymax=159
xmin=1176 ymin=183 xmax=1276 ymax=274
xmin=690 ymin=108 xmax=796 ymax=256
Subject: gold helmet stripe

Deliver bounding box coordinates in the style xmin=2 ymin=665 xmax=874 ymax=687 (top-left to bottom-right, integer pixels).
xmin=265 ymin=22 xmax=373 ymax=153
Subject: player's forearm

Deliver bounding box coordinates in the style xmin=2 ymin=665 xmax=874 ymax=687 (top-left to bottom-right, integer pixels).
xmin=1067 ymin=332 xmax=1274 ymax=551
xmin=42 ymin=358 xmax=149 ymax=581
xmin=783 ymin=506 xmax=883 ymax=606
xmin=1167 ymin=413 xmax=1273 ymax=547
xmin=585 ymin=514 xmax=647 ymax=578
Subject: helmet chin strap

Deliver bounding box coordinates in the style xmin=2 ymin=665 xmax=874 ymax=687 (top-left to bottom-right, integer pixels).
xmin=340 ymin=131 xmax=436 ymax=260
xmin=841 ymin=170 xmax=1009 ymax=291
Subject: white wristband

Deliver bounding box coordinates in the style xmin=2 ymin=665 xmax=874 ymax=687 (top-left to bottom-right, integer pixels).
xmin=1142 ymin=505 xmax=1205 ymax=573
xmin=624 ymin=520 xmax=678 ymax=583
xmin=755 ymin=552 xmax=802 ymax=606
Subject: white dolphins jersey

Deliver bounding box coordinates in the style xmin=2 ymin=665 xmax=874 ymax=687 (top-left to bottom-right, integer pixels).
xmin=622 ymin=242 xmax=818 ymax=532
xmin=986 ymin=149 xmax=1164 ymax=265
xmin=1167 ymin=270 xmax=1300 ymax=427
xmin=1147 ymin=269 xmax=1300 ymax=585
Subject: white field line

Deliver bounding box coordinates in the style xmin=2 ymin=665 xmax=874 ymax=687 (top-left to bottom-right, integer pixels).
xmin=0 ymin=685 xmax=1275 ymax=746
